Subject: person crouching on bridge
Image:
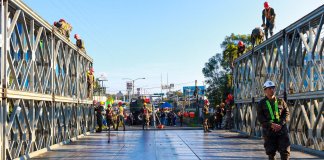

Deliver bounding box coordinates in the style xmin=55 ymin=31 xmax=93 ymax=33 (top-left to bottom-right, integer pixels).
xmin=95 ymin=101 xmax=105 ymax=133
xmin=203 ymin=99 xmax=211 ymax=133
xmin=262 ymin=2 xmax=276 ymax=40
xmin=257 ymin=80 xmax=290 ymax=160
xmin=251 ymin=27 xmax=265 ymax=46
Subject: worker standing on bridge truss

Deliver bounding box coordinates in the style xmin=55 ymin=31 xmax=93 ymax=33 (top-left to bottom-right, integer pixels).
xmin=74 ymin=34 xmax=86 ymax=53
xmin=257 ymin=80 xmax=290 ymax=160
xmin=202 ymin=99 xmax=211 ymax=133
xmin=262 ymin=2 xmax=276 ymax=40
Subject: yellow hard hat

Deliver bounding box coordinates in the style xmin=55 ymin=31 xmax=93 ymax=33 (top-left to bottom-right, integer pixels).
xmin=100 ymin=101 xmax=105 ymax=105
xmin=144 ymin=103 xmax=147 ymax=106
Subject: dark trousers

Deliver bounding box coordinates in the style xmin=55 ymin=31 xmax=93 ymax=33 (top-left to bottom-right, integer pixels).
xmin=216 ymin=117 xmax=222 ymax=129
xmin=97 ymin=114 xmax=103 ymax=132
xmin=263 ymin=126 xmax=290 ymax=160
xmin=265 ymin=20 xmax=274 ymax=39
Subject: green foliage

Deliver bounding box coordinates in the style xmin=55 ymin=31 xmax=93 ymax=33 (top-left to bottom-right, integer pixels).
xmin=221 ymin=33 xmax=252 ymax=71
xmin=202 ymin=33 xmax=251 ymax=106
xmin=202 ymin=53 xmax=231 ymax=106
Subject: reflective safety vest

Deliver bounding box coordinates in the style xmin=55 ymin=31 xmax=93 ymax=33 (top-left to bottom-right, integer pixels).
xmin=265 ymin=100 xmax=280 ymax=123
xmin=265 ymin=8 xmax=272 ymax=20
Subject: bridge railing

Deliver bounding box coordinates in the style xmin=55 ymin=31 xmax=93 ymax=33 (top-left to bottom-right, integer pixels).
xmin=0 ymin=0 xmax=95 ymax=159
xmin=233 ymin=5 xmax=324 ymax=151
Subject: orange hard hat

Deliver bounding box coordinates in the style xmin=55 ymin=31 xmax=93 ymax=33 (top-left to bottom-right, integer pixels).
xmin=264 ymin=2 xmax=269 ymax=9
xmin=238 ymin=41 xmax=244 ymax=47
xmin=89 ymin=67 xmax=94 ymax=73
xmin=118 ymin=102 xmax=123 ymax=106
xmin=59 ymin=18 xmax=65 ymax=22
xmin=74 ymin=34 xmax=80 ymax=39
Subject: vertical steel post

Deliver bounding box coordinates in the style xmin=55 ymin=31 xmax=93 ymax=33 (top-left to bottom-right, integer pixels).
xmin=251 ymin=49 xmax=256 ymax=136
xmin=1 ymin=0 xmax=8 ymax=159
xmin=50 ymin=28 xmax=55 ymax=146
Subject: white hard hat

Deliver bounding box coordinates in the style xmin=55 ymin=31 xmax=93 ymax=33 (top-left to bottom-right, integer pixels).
xmin=263 ymin=80 xmax=275 ymax=89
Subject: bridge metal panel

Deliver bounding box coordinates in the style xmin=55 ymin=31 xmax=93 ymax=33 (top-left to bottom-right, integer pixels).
xmin=234 ymin=4 xmax=324 ymax=152
xmin=0 ymin=0 xmax=95 ymax=159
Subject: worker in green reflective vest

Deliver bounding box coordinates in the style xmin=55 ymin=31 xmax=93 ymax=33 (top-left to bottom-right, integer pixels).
xmin=257 ymin=80 xmax=290 ymax=160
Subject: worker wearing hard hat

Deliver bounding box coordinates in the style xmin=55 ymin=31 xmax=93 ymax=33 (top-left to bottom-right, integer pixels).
xmin=257 ymin=80 xmax=290 ymax=160
xmin=74 ymin=34 xmax=86 ymax=53
xmin=116 ymin=102 xmax=125 ymax=131
xmin=95 ymin=101 xmax=105 ymax=133
xmin=142 ymin=103 xmax=151 ymax=130
xmin=202 ymin=99 xmax=211 ymax=133
xmin=105 ymin=104 xmax=114 ymax=131
xmin=262 ymin=2 xmax=276 ymax=40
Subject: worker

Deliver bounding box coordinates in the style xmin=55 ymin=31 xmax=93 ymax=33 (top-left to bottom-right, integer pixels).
xmin=53 ymin=19 xmax=72 ymax=40
xmin=74 ymin=34 xmax=86 ymax=53
xmin=202 ymin=99 xmax=211 ymax=133
xmin=87 ymin=67 xmax=94 ymax=98
xmin=142 ymin=103 xmax=151 ymax=130
xmin=106 ymin=104 xmax=114 ymax=131
xmin=231 ymin=41 xmax=246 ymax=69
xmin=237 ymin=41 xmax=246 ymax=57
xmin=257 ymin=80 xmax=290 ymax=160
xmin=251 ymin=27 xmax=264 ymax=46
xmin=262 ymin=2 xmax=276 ymax=40
xmin=116 ymin=102 xmax=125 ymax=131
xmin=95 ymin=101 xmax=105 ymax=132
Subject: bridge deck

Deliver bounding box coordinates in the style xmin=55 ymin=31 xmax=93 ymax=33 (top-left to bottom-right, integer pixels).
xmin=31 ymin=128 xmax=322 ymax=160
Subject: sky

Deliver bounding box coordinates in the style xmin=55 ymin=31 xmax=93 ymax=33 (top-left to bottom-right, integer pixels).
xmin=23 ymin=0 xmax=324 ymax=95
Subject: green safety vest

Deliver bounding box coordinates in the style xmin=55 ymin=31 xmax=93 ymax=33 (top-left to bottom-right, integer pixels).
xmin=265 ymin=100 xmax=280 ymax=123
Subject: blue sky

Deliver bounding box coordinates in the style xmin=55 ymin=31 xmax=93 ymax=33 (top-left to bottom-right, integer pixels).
xmin=23 ymin=0 xmax=324 ymax=94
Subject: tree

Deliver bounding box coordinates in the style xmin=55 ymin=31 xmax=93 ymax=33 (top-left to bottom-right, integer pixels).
xmin=202 ymin=53 xmax=231 ymax=106
xmin=221 ymin=33 xmax=252 ymax=71
xmin=202 ymin=33 xmax=252 ymax=106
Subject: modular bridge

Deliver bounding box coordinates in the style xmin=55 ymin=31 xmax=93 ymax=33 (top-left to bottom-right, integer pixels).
xmin=0 ymin=0 xmax=323 ymax=159
xmin=233 ymin=4 xmax=324 ymax=152
xmin=0 ymin=0 xmax=94 ymax=159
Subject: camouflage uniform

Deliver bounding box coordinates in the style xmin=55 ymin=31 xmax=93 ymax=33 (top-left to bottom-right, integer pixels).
xmin=251 ymin=27 xmax=264 ymax=46
xmin=95 ymin=105 xmax=104 ymax=132
xmin=87 ymin=72 xmax=94 ymax=98
xmin=76 ymin=39 xmax=86 ymax=53
xmin=142 ymin=105 xmax=151 ymax=130
xmin=257 ymin=97 xmax=290 ymax=160
xmin=202 ymin=104 xmax=211 ymax=132
xmin=106 ymin=106 xmax=114 ymax=130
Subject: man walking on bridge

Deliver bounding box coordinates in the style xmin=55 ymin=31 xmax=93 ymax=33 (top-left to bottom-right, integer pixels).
xmin=203 ymin=99 xmax=211 ymax=133
xmin=257 ymin=80 xmax=290 ymax=160
xmin=262 ymin=2 xmax=276 ymax=40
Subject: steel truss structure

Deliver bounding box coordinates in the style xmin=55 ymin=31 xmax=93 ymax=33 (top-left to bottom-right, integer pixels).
xmin=233 ymin=5 xmax=324 ymax=151
xmin=0 ymin=0 xmax=94 ymax=159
